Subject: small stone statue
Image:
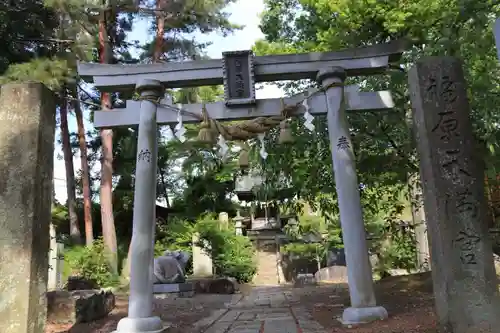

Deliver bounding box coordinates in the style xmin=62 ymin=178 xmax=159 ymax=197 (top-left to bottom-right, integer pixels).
xmin=153 ymin=250 xmax=191 ymax=284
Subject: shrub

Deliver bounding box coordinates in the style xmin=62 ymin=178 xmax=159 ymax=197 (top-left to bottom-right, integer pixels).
xmin=154 ymin=218 xmax=194 ymax=257
xmin=63 ymin=238 xmax=120 ymax=288
xmin=195 ymin=216 xmax=257 ymax=283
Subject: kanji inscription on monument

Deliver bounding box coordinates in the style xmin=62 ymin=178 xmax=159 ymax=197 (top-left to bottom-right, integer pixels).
xmin=222 ymin=50 xmax=256 ymax=106
xmin=409 ymin=56 xmax=500 ymax=333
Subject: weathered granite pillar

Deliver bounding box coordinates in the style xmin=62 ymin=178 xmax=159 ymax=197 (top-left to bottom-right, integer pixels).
xmin=409 ymin=56 xmax=500 ymax=333
xmin=0 ymin=83 xmax=56 ymax=333
xmin=317 ymin=67 xmax=387 ymax=325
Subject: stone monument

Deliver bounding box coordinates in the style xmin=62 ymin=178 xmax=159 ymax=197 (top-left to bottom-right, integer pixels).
xmin=192 ymin=233 xmax=213 ymax=277
xmin=409 ymin=56 xmax=500 ymax=333
xmin=48 ymin=223 xmax=64 ymax=290
xmin=153 ymin=250 xmax=190 ymax=284
xmin=0 ymin=83 xmax=56 ymax=333
xmin=219 ymin=212 xmax=229 ymax=229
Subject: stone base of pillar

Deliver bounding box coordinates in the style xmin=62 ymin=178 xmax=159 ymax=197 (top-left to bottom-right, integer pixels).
xmin=339 ymin=306 xmax=388 ymax=325
xmin=113 ymin=316 xmax=166 ymax=333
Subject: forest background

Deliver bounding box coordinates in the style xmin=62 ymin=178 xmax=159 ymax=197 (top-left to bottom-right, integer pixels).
xmin=3 ymin=0 xmax=500 ymax=285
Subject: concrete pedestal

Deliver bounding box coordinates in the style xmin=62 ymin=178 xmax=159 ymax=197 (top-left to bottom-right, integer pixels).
xmin=115 ymin=317 xmax=165 ymax=333
xmin=340 ymin=306 xmax=388 ymax=325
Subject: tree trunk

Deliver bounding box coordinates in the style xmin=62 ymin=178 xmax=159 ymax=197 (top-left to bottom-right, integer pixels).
xmin=408 ymin=172 xmax=431 ymax=271
xmin=159 ymin=169 xmax=170 ymax=208
xmin=60 ymin=90 xmax=82 ymax=244
xmin=154 ymin=0 xmax=166 ymax=62
xmin=405 ymin=108 xmax=430 ymax=271
xmin=99 ymin=5 xmax=118 ymax=274
xmin=73 ymin=87 xmax=94 ymax=246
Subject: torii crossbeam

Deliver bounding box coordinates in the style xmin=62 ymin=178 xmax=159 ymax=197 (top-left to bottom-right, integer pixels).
xmin=78 ymin=40 xmax=407 ymax=92
xmin=92 ymin=88 xmax=394 ymax=128
xmin=78 ymin=40 xmax=409 ymax=333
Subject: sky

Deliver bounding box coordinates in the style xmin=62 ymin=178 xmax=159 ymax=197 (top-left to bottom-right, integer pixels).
xmin=53 ymin=0 xmax=284 ymax=203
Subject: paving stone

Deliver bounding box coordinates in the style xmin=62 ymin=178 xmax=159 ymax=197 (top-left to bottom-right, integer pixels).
xmin=230 ymin=321 xmax=262 ymax=329
xmin=194 ymin=309 xmax=227 ymax=329
xmin=263 ymin=319 xmax=298 ymax=333
xmin=237 ymin=312 xmax=258 ymax=321
xmin=297 ymin=320 xmax=324 ymax=330
xmin=300 ymin=326 xmax=329 ymax=333
xmin=253 ymin=299 xmax=271 ymax=306
xmin=219 ymin=310 xmax=241 ymax=322
xmin=203 ymin=321 xmax=232 ymax=333
xmin=228 ymin=326 xmax=260 ymax=333
xmin=197 ymin=285 xmax=326 ymax=333
xmin=256 ymin=312 xmax=290 ymax=320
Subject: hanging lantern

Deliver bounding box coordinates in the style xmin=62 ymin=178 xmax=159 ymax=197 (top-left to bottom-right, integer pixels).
xmin=278 ymin=119 xmax=293 ymax=144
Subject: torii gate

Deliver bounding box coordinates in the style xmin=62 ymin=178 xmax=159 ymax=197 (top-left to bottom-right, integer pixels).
xmin=77 ymin=40 xmax=408 ymax=333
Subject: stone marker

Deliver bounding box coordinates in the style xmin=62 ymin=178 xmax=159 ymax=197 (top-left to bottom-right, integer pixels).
xmin=219 ymin=212 xmax=229 ymax=229
xmin=409 ymin=56 xmax=500 ymax=333
xmin=0 ymin=83 xmax=56 ymax=333
xmin=192 ymin=233 xmax=213 ymax=277
xmin=48 ymin=224 xmax=64 ymax=290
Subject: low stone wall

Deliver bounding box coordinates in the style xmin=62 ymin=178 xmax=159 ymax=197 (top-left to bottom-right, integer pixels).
xmin=46 ymin=290 xmax=115 ymax=324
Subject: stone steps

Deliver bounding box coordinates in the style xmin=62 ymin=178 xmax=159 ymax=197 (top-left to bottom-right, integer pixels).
xmin=253 ymin=252 xmax=280 ymax=285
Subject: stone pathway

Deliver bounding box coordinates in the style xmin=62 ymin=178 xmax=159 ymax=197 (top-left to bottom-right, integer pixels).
xmin=193 ymin=286 xmax=328 ymax=333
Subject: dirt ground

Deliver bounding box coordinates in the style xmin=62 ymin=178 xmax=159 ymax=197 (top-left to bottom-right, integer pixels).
xmin=303 ymin=272 xmax=439 ymax=333
xmin=46 ymin=272 xmax=440 ymax=333
xmin=45 ymin=293 xmax=236 ymax=333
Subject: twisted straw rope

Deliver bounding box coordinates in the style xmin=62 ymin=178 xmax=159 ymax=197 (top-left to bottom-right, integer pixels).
xmin=138 ymin=81 xmax=344 ymax=142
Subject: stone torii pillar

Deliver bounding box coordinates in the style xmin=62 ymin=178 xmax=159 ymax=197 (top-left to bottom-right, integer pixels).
xmin=115 ymin=79 xmax=165 ymax=333
xmin=318 ymin=67 xmax=388 ymax=324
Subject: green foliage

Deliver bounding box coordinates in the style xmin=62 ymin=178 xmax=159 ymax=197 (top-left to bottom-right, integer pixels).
xmin=281 ymin=242 xmax=323 ymax=260
xmin=0 ymin=0 xmax=59 ymax=75
xmin=154 ymin=218 xmax=195 ymax=256
xmin=195 ymin=215 xmax=257 ymax=283
xmin=63 ymin=238 xmax=120 ymax=288
xmin=0 ymin=58 xmax=73 ymax=90
xmin=250 ymin=0 xmax=500 ymax=271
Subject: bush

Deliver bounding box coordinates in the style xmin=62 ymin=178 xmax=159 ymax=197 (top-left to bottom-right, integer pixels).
xmin=195 ymin=216 xmax=257 ymax=283
xmin=154 ymin=218 xmax=194 ymax=257
xmin=63 ymin=238 xmax=120 ymax=288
